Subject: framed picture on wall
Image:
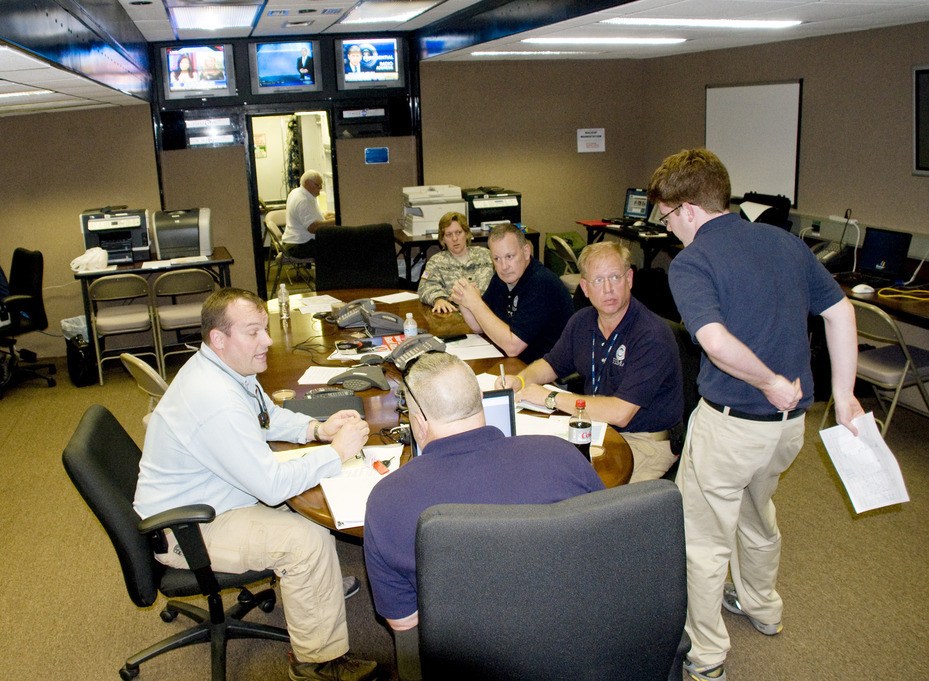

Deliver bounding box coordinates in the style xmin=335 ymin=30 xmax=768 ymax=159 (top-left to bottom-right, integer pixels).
xmin=915 ymin=65 xmax=929 ymax=176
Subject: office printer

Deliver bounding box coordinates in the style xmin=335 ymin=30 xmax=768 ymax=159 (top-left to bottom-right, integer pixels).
xmin=462 ymin=187 xmax=521 ymax=229
xmin=152 ymin=208 xmax=213 ymax=259
xmin=80 ymin=208 xmax=150 ymax=264
xmin=400 ymin=185 xmax=467 ymax=236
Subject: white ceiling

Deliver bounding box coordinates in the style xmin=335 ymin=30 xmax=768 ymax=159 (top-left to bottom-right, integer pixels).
xmin=1 ymin=0 xmax=928 ymax=116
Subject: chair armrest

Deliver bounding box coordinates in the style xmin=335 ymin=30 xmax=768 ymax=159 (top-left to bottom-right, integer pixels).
xmin=138 ymin=503 xmax=216 ymax=533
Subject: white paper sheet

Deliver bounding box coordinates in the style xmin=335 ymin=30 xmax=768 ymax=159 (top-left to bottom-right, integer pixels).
xmin=298 ymin=366 xmax=355 ymax=385
xmin=372 ymin=291 xmax=419 ymax=304
xmin=819 ymin=412 xmax=909 ymax=513
xmin=318 ymin=444 xmax=402 ymax=529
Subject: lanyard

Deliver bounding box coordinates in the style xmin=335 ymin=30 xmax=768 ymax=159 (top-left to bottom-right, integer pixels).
xmin=590 ymin=327 xmax=622 ymax=395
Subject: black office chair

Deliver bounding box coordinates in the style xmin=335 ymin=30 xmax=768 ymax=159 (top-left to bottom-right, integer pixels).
xmin=314 ymin=223 xmax=399 ymax=291
xmin=62 ymin=405 xmax=289 ymax=681
xmin=0 ymin=247 xmax=56 ymax=397
xmin=416 ymin=481 xmax=689 ymax=681
xmin=665 ymin=320 xmax=703 ymax=480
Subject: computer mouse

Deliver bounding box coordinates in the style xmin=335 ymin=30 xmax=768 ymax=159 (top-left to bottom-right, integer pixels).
xmin=633 ymin=220 xmax=646 ymax=228
xmin=851 ymin=283 xmax=875 ymax=295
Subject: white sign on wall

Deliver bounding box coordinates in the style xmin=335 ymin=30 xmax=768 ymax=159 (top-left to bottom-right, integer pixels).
xmin=577 ymin=128 xmax=605 ymax=153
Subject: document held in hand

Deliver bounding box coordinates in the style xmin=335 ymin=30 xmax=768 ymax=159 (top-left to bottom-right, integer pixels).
xmin=819 ymin=412 xmax=909 ymax=514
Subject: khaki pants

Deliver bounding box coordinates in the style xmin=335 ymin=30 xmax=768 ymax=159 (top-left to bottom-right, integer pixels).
xmin=157 ymin=503 xmax=349 ymax=664
xmin=622 ymin=431 xmax=677 ymax=482
xmin=677 ymin=400 xmax=805 ymax=668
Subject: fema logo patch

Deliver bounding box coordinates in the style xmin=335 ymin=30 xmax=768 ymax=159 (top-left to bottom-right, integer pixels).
xmin=614 ymin=344 xmax=626 ymax=366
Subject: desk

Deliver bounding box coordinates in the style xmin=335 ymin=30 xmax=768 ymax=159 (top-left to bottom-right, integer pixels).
xmin=841 ymin=282 xmax=929 ymax=331
xmin=394 ymin=228 xmax=541 ymax=288
xmin=577 ymin=220 xmax=681 ymax=269
xmin=263 ymin=289 xmax=633 ymax=537
xmin=73 ymin=246 xmax=234 ymax=354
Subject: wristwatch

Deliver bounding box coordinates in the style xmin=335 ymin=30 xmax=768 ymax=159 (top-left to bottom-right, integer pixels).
xmin=545 ymin=391 xmax=559 ymax=410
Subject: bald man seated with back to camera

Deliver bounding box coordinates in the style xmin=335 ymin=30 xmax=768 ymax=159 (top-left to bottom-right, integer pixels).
xmin=364 ymin=352 xmax=604 ymax=681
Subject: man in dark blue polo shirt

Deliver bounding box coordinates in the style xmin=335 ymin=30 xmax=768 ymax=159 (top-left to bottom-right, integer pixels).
xmin=364 ymin=352 xmax=603 ymax=681
xmin=451 ymin=222 xmax=573 ymax=363
xmin=502 ymin=241 xmax=683 ymax=481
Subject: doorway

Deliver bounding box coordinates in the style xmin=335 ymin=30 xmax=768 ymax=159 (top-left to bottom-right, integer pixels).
xmin=251 ymin=111 xmax=333 ymax=297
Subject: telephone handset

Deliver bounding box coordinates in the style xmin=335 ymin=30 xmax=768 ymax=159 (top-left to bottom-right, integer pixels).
xmin=812 ymin=241 xmax=851 ymax=266
xmin=336 ymin=298 xmax=375 ymax=328
xmin=389 ymin=334 xmax=446 ymax=371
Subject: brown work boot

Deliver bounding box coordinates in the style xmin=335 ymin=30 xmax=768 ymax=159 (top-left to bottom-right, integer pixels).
xmin=289 ymin=654 xmax=378 ymax=681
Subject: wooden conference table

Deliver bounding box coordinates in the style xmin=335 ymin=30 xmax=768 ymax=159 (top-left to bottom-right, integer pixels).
xmin=261 ymin=288 xmax=633 ymax=537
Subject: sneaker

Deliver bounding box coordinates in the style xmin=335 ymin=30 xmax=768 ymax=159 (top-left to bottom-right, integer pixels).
xmin=722 ymin=582 xmax=783 ymax=636
xmin=343 ymin=576 xmax=360 ymax=600
xmin=289 ymin=654 xmax=378 ymax=681
xmin=684 ymin=658 xmax=726 ymax=680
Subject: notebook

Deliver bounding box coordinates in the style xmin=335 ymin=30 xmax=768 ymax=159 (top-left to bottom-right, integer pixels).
xmin=838 ymin=227 xmax=912 ymax=286
xmin=411 ymin=389 xmax=516 ymax=456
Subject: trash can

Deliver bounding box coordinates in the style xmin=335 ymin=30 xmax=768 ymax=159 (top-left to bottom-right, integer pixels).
xmin=61 ymin=316 xmax=96 ymax=387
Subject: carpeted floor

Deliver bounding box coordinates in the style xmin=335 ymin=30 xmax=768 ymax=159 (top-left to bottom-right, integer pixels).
xmin=0 ymin=357 xmax=926 ymax=680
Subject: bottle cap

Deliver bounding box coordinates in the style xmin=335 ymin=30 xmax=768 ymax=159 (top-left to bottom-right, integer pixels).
xmin=575 ymin=399 xmax=586 ymax=409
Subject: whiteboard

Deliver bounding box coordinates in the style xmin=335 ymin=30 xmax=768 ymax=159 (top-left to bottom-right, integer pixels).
xmin=705 ymin=81 xmax=801 ymax=204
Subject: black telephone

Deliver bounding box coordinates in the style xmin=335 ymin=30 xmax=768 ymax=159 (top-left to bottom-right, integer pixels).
xmin=389 ymin=334 xmax=446 ymax=370
xmin=327 ymin=366 xmax=390 ymax=391
xmin=360 ymin=307 xmax=405 ymax=334
xmin=336 ymin=298 xmax=375 ymax=329
xmin=811 ymin=241 xmax=853 ymax=271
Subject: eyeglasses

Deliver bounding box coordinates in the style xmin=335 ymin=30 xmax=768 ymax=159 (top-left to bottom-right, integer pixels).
xmin=255 ymin=387 xmax=270 ymax=429
xmin=585 ymin=271 xmax=628 ymax=288
xmin=400 ymin=350 xmax=442 ymax=422
xmin=657 ymin=204 xmax=683 ymax=227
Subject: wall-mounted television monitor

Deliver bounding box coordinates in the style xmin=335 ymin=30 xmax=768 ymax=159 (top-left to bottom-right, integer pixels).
xmin=249 ymin=40 xmax=322 ymax=95
xmin=162 ymin=44 xmax=236 ymax=101
xmin=335 ymin=37 xmax=405 ymax=91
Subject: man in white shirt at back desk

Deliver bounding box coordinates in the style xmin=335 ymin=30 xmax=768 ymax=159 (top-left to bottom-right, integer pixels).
xmin=282 ymin=170 xmax=336 ymax=259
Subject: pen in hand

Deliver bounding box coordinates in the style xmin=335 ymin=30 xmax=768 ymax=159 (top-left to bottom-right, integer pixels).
xmin=500 ymin=363 xmax=506 ymax=389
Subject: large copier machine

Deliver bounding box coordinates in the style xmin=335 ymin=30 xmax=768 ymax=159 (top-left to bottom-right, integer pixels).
xmin=400 ymin=185 xmax=467 ymax=235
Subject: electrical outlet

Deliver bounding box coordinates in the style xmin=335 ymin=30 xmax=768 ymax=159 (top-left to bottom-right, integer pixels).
xmin=811 ymin=221 xmax=821 ymax=234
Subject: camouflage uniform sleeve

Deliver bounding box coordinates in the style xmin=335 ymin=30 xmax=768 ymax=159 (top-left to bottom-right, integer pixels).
xmin=468 ymin=246 xmax=495 ymax=294
xmin=417 ymin=251 xmax=457 ymax=305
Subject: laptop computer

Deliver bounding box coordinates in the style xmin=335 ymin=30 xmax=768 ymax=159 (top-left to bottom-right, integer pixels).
xmin=411 ymin=389 xmax=516 ymax=456
xmin=605 ymin=188 xmax=650 ymax=226
xmin=838 ymin=227 xmax=912 ymax=286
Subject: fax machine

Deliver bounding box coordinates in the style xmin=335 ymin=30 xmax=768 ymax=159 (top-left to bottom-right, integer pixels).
xmin=400 ymin=185 xmax=467 ymax=236
xmin=151 ymin=208 xmax=213 ymax=259
xmin=80 ymin=207 xmax=150 ymax=265
xmin=462 ymin=187 xmax=521 ymax=229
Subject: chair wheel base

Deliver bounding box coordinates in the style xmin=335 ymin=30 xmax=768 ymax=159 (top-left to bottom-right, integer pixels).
xmin=120 ymin=664 xmax=140 ymax=680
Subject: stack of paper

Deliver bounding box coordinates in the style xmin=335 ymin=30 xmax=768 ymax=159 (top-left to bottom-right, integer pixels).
xmin=319 ymin=444 xmax=403 ymax=529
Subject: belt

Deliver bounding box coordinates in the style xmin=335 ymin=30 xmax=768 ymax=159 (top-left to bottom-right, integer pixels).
xmin=704 ymin=398 xmax=805 ymax=422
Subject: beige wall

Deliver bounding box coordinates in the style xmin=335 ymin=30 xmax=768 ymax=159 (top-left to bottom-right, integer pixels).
xmin=0 ymin=105 xmax=161 ymax=359
xmin=4 ymin=20 xmax=929 ymax=361
xmin=421 ymin=21 xmax=929 ymax=240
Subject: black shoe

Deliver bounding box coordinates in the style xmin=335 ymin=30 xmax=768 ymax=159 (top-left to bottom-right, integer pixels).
xmin=343 ymin=576 xmax=360 ymax=600
xmin=289 ymin=654 xmax=378 ymax=681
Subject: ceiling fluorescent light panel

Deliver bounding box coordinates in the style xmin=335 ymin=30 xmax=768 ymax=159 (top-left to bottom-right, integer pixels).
xmin=601 ymin=18 xmax=802 ymax=29
xmin=168 ymin=4 xmax=260 ymax=30
xmin=340 ymin=1 xmax=438 ymax=25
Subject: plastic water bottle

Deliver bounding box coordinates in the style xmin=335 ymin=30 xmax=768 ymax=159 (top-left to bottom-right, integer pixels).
xmin=403 ymin=312 xmax=418 ymax=338
xmin=278 ymin=283 xmax=290 ymax=321
xmin=568 ymin=399 xmax=592 ymax=461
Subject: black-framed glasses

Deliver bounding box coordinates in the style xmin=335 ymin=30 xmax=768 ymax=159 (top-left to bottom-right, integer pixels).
xmin=399 ymin=350 xmax=442 ymax=422
xmin=658 ymin=204 xmax=683 ymax=227
xmin=255 ymin=387 xmax=270 ymax=429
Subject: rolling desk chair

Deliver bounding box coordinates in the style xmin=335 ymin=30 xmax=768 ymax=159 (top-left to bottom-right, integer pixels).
xmin=0 ymin=248 xmax=56 ymax=397
xmin=62 ymin=405 xmax=289 ymax=681
xmin=416 ymin=481 xmax=688 ymax=681
xmin=314 ymin=223 xmax=398 ymax=291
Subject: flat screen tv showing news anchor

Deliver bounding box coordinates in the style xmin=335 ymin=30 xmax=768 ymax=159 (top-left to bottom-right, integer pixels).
xmin=161 ymin=44 xmax=236 ymax=101
xmin=249 ymin=40 xmax=322 ymax=95
xmin=335 ymin=37 xmax=405 ymax=91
